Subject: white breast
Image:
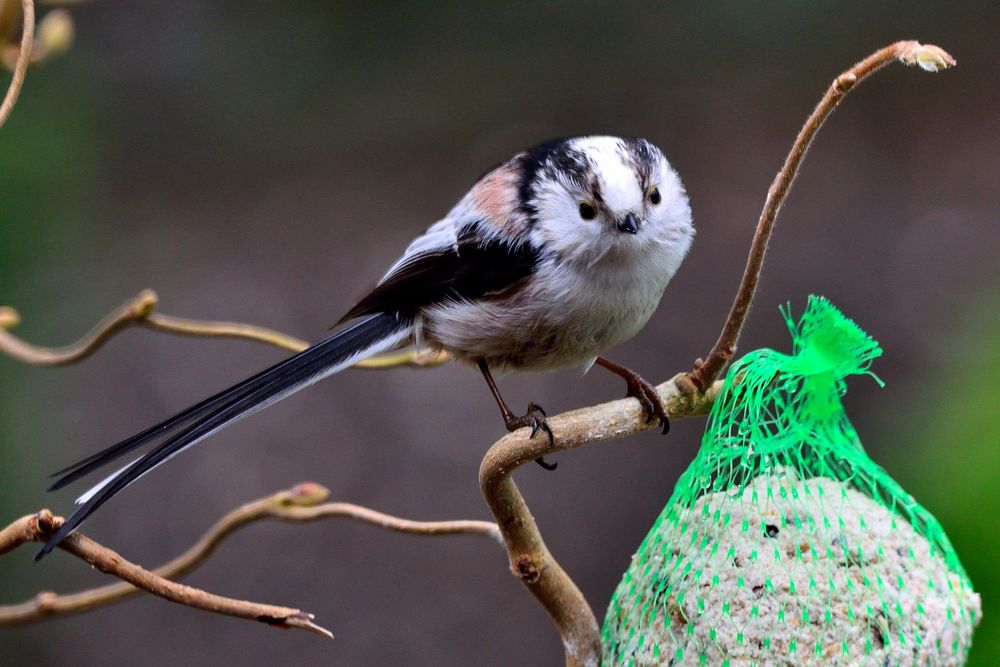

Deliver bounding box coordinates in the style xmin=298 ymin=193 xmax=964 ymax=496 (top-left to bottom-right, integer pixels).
xmin=422 ymin=228 xmax=691 ymax=373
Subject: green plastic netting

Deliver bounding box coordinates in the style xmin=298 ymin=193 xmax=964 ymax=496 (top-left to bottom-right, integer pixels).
xmin=603 ymin=296 xmax=980 ymax=666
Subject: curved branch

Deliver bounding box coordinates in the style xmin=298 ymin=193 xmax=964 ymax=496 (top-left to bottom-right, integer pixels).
xmin=688 ymin=40 xmax=956 ymax=391
xmin=0 ymin=508 xmax=332 ymax=637
xmin=0 ymin=289 xmax=449 ymax=368
xmin=0 ymin=0 xmax=32 ymax=128
xmin=479 ymin=41 xmax=955 ymax=667
xmin=0 ymin=290 xmax=172 ymax=365
xmin=0 ymin=483 xmax=499 ymax=627
xmin=479 ymin=374 xmax=719 ymax=667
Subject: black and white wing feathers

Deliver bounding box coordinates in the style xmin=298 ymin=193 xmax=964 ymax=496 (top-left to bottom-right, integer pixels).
xmin=337 ymin=220 xmax=540 ymax=324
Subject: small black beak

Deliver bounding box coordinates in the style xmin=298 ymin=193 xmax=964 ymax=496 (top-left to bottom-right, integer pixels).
xmin=617 ymin=212 xmax=640 ymax=235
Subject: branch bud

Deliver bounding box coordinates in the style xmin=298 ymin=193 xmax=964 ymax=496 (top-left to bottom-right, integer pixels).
xmin=284 ymin=482 xmax=331 ymax=507
xmin=0 ymin=306 xmax=20 ymax=329
xmin=900 ymin=42 xmax=957 ymax=72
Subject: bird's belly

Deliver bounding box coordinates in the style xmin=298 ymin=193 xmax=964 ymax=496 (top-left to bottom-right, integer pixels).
xmin=421 ymin=285 xmax=660 ymax=373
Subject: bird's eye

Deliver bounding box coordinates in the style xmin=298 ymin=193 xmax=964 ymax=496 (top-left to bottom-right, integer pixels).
xmin=649 ymin=186 xmax=661 ymax=205
xmin=578 ymin=202 xmax=597 ymax=220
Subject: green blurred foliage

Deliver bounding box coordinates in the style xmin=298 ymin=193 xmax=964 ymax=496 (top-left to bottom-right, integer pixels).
xmin=884 ymin=294 xmax=1000 ymax=665
xmin=0 ymin=61 xmax=98 ymax=520
xmin=0 ymin=66 xmax=96 ymax=282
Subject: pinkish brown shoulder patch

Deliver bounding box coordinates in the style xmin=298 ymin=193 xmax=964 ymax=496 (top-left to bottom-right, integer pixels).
xmin=468 ymin=164 xmax=521 ymax=234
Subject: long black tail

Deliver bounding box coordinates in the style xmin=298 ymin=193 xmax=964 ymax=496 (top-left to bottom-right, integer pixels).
xmin=37 ymin=312 xmax=412 ymax=560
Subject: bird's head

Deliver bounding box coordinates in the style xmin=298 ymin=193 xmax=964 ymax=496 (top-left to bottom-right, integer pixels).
xmin=517 ymin=135 xmax=693 ymax=266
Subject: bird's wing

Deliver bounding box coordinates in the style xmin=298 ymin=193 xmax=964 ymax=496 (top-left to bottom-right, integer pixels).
xmin=336 ymin=219 xmax=540 ymax=324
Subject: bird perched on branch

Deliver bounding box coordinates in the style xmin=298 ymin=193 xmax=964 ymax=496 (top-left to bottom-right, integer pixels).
xmin=38 ymin=135 xmax=694 ymax=559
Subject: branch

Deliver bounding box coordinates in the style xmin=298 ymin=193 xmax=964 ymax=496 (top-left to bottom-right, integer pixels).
xmin=0 ymin=483 xmax=499 ymax=628
xmin=0 ymin=289 xmax=449 ymax=368
xmin=0 ymin=509 xmax=332 ymax=637
xmin=688 ymin=40 xmax=956 ymax=391
xmin=480 ymin=374 xmax=719 ymax=667
xmin=478 ymin=41 xmax=955 ymax=666
xmin=0 ymin=0 xmax=33 ymax=127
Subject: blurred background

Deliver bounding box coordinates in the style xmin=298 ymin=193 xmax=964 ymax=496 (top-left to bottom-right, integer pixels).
xmin=0 ymin=2 xmax=997 ymax=665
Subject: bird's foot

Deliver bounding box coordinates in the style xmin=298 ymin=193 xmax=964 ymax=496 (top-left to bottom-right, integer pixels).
xmin=504 ymin=401 xmax=553 ymax=442
xmin=503 ymin=402 xmax=557 ymax=470
xmin=624 ymin=374 xmax=671 ymax=434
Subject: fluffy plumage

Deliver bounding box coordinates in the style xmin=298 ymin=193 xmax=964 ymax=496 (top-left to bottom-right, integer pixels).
xmin=38 ymin=135 xmax=694 ymax=559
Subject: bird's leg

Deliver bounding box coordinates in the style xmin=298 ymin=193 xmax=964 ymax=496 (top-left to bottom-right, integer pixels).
xmin=477 ymin=359 xmax=557 ymax=470
xmin=595 ymin=356 xmax=670 ymax=434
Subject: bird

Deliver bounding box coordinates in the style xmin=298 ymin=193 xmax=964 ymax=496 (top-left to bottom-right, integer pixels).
xmin=37 ymin=135 xmax=694 ymax=560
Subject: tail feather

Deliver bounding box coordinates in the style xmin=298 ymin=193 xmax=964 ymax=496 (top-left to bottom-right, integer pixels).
xmin=46 ymin=313 xmax=400 ymax=491
xmin=37 ymin=312 xmax=412 ymax=560
xmin=48 ymin=365 xmax=281 ymax=490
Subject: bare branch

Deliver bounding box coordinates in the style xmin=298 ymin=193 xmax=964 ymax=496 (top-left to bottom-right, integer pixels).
xmin=0 ymin=509 xmax=331 ymax=637
xmin=0 ymin=483 xmax=499 ymax=627
xmin=479 ymin=374 xmax=720 ymax=667
xmin=0 ymin=507 xmax=47 ymax=557
xmin=0 ymin=0 xmax=34 ymax=127
xmin=688 ymin=40 xmax=956 ymax=391
xmin=1 ymin=290 xmax=179 ymax=365
xmin=0 ymin=289 xmax=449 ymax=368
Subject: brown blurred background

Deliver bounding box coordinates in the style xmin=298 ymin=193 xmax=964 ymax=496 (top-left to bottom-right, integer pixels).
xmin=1 ymin=2 xmax=998 ymax=665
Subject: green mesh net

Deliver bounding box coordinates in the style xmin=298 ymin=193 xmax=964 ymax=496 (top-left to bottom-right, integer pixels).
xmin=603 ymin=296 xmax=980 ymax=666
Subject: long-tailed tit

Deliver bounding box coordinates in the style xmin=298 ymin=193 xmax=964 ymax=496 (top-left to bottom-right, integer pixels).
xmin=37 ymin=135 xmax=694 ymax=559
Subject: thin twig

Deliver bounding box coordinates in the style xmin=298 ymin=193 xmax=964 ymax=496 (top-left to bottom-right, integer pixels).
xmin=0 ymin=509 xmax=332 ymax=637
xmin=0 ymin=289 xmax=449 ymax=368
xmin=479 ymin=374 xmax=719 ymax=667
xmin=688 ymin=40 xmax=956 ymax=391
xmin=0 ymin=0 xmax=32 ymax=127
xmin=0 ymin=483 xmax=499 ymax=627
